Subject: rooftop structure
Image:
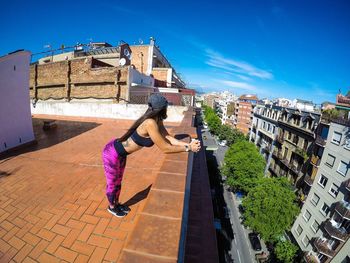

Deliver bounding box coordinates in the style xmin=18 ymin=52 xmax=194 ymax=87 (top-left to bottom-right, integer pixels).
xmin=336 ymin=92 xmax=350 ymax=111
xmin=0 ymin=50 xmax=34 ymax=153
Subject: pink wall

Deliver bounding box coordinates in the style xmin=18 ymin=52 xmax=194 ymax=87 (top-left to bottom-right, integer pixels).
xmin=0 ymin=50 xmax=34 ymax=153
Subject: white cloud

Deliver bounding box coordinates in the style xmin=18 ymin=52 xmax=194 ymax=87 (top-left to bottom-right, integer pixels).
xmin=205 ymin=49 xmax=273 ymax=80
xmin=216 ymin=80 xmax=258 ymax=92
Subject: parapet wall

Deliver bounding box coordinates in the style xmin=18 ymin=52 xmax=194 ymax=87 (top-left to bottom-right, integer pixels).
xmin=31 ymin=100 xmax=188 ymax=123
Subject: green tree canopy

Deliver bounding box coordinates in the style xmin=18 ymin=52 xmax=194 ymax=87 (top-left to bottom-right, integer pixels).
xmin=203 ymin=106 xmax=246 ymax=144
xmin=222 ymin=140 xmax=265 ymax=193
xmin=275 ymin=240 xmax=298 ymax=263
xmin=242 ymin=177 xmax=300 ymax=242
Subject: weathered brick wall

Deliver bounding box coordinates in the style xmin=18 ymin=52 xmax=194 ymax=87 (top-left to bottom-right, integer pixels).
xmin=130 ymin=45 xmax=150 ymax=73
xmin=30 ymin=58 xmax=129 ymax=101
xmin=37 ymin=61 xmax=68 ymax=86
xmin=152 ymin=68 xmax=169 ymax=87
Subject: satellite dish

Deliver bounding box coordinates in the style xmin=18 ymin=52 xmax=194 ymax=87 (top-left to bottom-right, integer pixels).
xmin=119 ymin=58 xmax=126 ymax=66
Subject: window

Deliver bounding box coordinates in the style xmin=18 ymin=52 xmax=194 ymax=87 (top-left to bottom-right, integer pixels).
xmin=337 ymin=161 xmax=349 ymax=176
xmin=329 ymin=183 xmax=339 ymax=198
xmin=311 ymin=193 xmax=320 ymax=206
xmin=303 ymin=139 xmax=308 ymax=151
xmin=318 ymin=175 xmax=328 ymax=188
xmin=344 ymin=137 xmax=350 ymax=150
xmin=302 ymin=235 xmax=310 ymax=247
xmin=296 ymin=224 xmax=303 ymax=236
xmin=303 ymin=210 xmax=311 ymax=222
xmin=332 ymin=131 xmax=342 ymax=145
xmin=311 ymin=220 xmax=319 ymax=233
xmin=320 ymin=203 xmax=330 ymax=217
xmin=326 ymin=154 xmax=335 ymax=167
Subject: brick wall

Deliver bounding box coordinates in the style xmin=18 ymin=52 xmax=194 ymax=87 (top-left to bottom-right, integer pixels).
xmin=152 ymin=68 xmax=169 ymax=87
xmin=129 ymin=45 xmax=150 ymax=74
xmin=30 ymin=58 xmax=129 ymax=101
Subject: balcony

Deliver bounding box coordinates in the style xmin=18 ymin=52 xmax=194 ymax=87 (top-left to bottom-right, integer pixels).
xmin=315 ymin=135 xmax=327 ymax=147
xmin=290 ymin=162 xmax=301 ymax=174
xmin=280 ymin=157 xmax=290 ymax=168
xmin=313 ymin=238 xmax=336 ymax=258
xmin=335 ymin=200 xmax=350 ymax=220
xmin=276 ymin=135 xmax=284 ymax=144
xmin=311 ymin=154 xmax=321 ymax=166
xmin=344 ymin=178 xmax=350 ymax=192
xmin=304 ymin=252 xmax=320 ymax=263
xmin=269 ymin=166 xmax=278 ymax=176
xmin=324 ymin=219 xmax=349 ymax=242
xmin=304 ymin=174 xmax=314 ymax=186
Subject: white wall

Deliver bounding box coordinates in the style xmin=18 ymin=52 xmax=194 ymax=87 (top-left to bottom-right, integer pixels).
xmin=0 ymin=51 xmax=34 ymax=153
xmin=31 ymin=100 xmax=187 ymax=123
xmin=129 ymin=67 xmax=155 ymax=87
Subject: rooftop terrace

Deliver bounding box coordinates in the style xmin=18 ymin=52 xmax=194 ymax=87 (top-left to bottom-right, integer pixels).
xmin=0 ymin=110 xmax=218 ymax=262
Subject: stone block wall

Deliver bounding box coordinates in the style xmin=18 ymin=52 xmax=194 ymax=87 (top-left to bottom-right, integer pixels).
xmin=29 ymin=57 xmax=129 ymax=101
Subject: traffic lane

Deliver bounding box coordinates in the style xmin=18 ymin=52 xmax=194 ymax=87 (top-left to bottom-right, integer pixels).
xmin=224 ymin=190 xmax=255 ymax=263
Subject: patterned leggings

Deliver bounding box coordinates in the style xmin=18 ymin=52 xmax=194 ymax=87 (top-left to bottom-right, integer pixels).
xmin=102 ymin=139 xmax=127 ymax=206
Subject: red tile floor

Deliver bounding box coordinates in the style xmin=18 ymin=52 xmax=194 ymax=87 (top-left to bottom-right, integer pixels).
xmin=0 ymin=115 xmax=177 ymax=262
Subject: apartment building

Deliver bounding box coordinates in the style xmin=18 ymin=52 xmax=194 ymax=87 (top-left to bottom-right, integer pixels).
xmin=250 ymin=104 xmax=282 ymax=175
xmin=235 ymin=94 xmax=258 ymax=135
xmin=291 ymin=118 xmax=350 ymax=263
xmin=203 ymin=94 xmax=218 ymax=109
xmin=250 ymin=104 xmax=321 ymax=186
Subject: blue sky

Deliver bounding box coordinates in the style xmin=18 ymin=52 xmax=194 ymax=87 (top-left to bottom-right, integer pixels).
xmin=1 ymin=0 xmax=349 ymax=104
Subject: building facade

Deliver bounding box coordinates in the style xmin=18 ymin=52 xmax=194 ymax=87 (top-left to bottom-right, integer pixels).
xmin=0 ymin=50 xmax=35 ymax=153
xmin=291 ymin=119 xmax=350 ymax=263
xmin=235 ymin=94 xmax=258 ymax=135
xmin=250 ymin=104 xmax=282 ymax=175
xmin=250 ymin=104 xmax=321 ymax=188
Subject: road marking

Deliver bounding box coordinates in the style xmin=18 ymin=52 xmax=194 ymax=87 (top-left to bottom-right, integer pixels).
xmin=237 ymin=249 xmax=242 ymax=263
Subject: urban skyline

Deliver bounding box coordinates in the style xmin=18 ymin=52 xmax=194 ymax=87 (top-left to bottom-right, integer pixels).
xmin=1 ymin=0 xmax=350 ymax=103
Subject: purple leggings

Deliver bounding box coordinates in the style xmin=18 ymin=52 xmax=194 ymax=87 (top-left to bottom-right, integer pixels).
xmin=102 ymin=139 xmax=127 ymax=205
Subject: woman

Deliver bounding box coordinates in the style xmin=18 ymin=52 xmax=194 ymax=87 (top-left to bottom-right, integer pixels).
xmin=102 ymin=94 xmax=201 ymax=217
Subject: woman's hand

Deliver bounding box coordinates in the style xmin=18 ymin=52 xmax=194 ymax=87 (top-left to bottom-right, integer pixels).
xmin=189 ymin=139 xmax=201 ymax=153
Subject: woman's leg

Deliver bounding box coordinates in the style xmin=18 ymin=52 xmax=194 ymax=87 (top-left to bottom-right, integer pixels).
xmin=102 ymin=140 xmax=123 ymax=207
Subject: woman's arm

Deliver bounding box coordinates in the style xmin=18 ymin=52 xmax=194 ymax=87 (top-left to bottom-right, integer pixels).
xmin=146 ymin=119 xmax=200 ymax=153
xmin=158 ymin=121 xmax=189 ymax=146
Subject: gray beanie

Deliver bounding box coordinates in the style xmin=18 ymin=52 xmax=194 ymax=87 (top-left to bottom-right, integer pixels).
xmin=148 ymin=94 xmax=168 ymax=110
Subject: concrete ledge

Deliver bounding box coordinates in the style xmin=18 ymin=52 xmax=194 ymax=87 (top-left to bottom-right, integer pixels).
xmin=31 ymin=100 xmax=188 ymax=123
xmin=119 ymin=108 xmax=197 ymax=262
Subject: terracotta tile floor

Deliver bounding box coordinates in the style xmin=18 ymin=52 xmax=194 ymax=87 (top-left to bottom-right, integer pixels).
xmin=0 ymin=115 xmax=180 ymax=263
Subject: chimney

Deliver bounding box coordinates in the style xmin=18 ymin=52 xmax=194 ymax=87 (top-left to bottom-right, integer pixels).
xmin=150 ymin=37 xmax=155 ymax=46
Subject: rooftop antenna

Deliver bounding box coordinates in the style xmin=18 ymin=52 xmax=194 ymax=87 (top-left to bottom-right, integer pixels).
xmin=44 ymin=44 xmax=53 ymax=61
xmin=87 ymin=38 xmax=94 ymax=50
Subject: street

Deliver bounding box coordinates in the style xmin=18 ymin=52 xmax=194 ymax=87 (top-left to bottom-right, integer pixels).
xmin=201 ymin=127 xmax=262 ymax=263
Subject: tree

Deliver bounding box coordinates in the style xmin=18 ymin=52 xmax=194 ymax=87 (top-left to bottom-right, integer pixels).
xmin=242 ymin=177 xmax=300 ymax=242
xmin=275 ymin=240 xmax=298 ymax=263
xmin=221 ymin=140 xmax=265 ymax=193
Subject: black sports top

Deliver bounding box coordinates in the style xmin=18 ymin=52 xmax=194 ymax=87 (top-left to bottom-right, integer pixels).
xmin=130 ymin=130 xmax=154 ymax=147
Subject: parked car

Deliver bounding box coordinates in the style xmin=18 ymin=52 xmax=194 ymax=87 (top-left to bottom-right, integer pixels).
xmin=219 ymin=140 xmax=227 ymax=146
xmin=248 ymin=233 xmax=262 ymax=251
